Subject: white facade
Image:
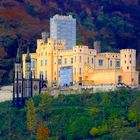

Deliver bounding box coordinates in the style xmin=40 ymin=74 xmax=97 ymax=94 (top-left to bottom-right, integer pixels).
xmin=50 ymin=15 xmax=76 ymax=49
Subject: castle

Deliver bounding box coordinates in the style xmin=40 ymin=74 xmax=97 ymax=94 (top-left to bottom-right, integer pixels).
xmin=22 ymin=36 xmax=139 ymax=88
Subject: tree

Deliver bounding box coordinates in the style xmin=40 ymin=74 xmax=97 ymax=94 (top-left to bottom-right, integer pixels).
xmin=37 ymin=122 xmax=51 ymax=140
xmin=26 ymin=99 xmax=36 ymax=136
xmin=38 ymin=93 xmax=53 ymax=121
xmin=128 ymin=96 xmax=140 ymax=126
xmin=89 ymin=127 xmax=98 ymax=136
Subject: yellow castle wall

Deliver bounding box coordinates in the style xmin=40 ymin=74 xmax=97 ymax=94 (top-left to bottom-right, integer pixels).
xmin=22 ymin=38 xmax=139 ymax=87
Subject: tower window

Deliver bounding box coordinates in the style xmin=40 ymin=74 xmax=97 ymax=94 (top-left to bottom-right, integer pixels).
xmin=92 ymin=58 xmax=94 ymax=64
xmin=41 ymin=60 xmax=43 ymax=66
xmin=64 ymin=58 xmax=67 ymax=64
xmin=75 ymin=56 xmax=76 ymax=63
xmin=98 ymin=59 xmax=103 ymax=66
xmin=110 ymin=60 xmax=112 ymax=67
xmin=87 ymin=57 xmax=89 ymax=63
xmin=45 ymin=60 xmax=47 ymax=66
xmin=116 ymin=59 xmax=120 ymax=68
xmin=79 ymin=68 xmax=82 ymax=75
xmin=58 ymin=59 xmax=62 ymax=65
xmin=71 ymin=57 xmax=73 ymax=64
xmin=127 ymin=66 xmax=129 ymax=70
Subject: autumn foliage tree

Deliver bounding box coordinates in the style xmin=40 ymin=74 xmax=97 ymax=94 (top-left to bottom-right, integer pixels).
xmin=36 ymin=122 xmax=51 ymax=140
xmin=26 ymin=99 xmax=36 ymax=136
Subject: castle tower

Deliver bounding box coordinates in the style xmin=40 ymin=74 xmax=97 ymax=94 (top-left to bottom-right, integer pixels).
xmin=25 ymin=46 xmax=31 ymax=79
xmin=120 ymin=49 xmax=139 ymax=86
xmin=120 ymin=49 xmax=136 ymax=72
xmin=15 ymin=48 xmax=22 ymax=79
xmin=94 ymin=41 xmax=101 ymax=53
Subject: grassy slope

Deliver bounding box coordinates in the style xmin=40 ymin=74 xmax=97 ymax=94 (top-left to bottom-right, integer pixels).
xmin=0 ymin=0 xmax=140 ymax=84
xmin=0 ymin=89 xmax=140 ymax=139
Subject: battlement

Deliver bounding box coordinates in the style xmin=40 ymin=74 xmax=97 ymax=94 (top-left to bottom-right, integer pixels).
xmin=120 ymin=49 xmax=136 ymax=53
xmin=52 ymin=14 xmax=73 ymax=20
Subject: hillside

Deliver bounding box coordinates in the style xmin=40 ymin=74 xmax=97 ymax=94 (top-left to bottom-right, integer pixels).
xmin=0 ymin=0 xmax=140 ymax=84
xmin=0 ymin=89 xmax=140 ymax=139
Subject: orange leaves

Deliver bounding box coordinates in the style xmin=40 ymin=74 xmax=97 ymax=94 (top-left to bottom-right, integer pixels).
xmin=36 ymin=122 xmax=51 ymax=140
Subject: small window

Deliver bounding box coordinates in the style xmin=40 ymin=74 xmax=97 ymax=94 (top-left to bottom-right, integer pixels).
xmin=41 ymin=60 xmax=43 ymax=66
xmin=75 ymin=56 xmax=76 ymax=63
xmin=130 ymin=54 xmax=131 ymax=58
xmin=127 ymin=66 xmax=129 ymax=70
xmin=79 ymin=68 xmax=82 ymax=75
xmin=64 ymin=58 xmax=67 ymax=64
xmin=71 ymin=57 xmax=73 ymax=64
xmin=98 ymin=59 xmax=103 ymax=66
xmin=58 ymin=59 xmax=61 ymax=65
xmin=116 ymin=59 xmax=120 ymax=68
xmin=125 ymin=60 xmax=127 ymax=64
xmin=87 ymin=57 xmax=89 ymax=63
xmin=91 ymin=58 xmax=94 ymax=64
xmin=45 ymin=60 xmax=47 ymax=66
xmin=130 ymin=60 xmax=131 ymax=64
xmin=110 ymin=60 xmax=113 ymax=67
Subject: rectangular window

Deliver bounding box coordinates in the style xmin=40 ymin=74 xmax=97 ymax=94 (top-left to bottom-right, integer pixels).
xmin=71 ymin=57 xmax=73 ymax=64
xmin=64 ymin=58 xmax=67 ymax=64
xmin=91 ymin=58 xmax=94 ymax=64
xmin=116 ymin=59 xmax=120 ymax=68
xmin=45 ymin=60 xmax=47 ymax=66
xmin=98 ymin=59 xmax=103 ymax=66
xmin=75 ymin=56 xmax=76 ymax=63
xmin=88 ymin=57 xmax=89 ymax=63
xmin=58 ymin=59 xmax=62 ymax=65
xmin=41 ymin=60 xmax=43 ymax=66
xmin=110 ymin=60 xmax=112 ymax=67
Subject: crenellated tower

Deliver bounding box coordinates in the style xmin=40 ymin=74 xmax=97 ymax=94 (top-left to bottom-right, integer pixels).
xmin=25 ymin=46 xmax=31 ymax=79
xmin=15 ymin=48 xmax=22 ymax=79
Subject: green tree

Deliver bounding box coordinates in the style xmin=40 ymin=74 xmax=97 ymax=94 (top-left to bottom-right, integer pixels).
xmin=128 ymin=96 xmax=140 ymax=126
xmin=26 ymin=99 xmax=36 ymax=136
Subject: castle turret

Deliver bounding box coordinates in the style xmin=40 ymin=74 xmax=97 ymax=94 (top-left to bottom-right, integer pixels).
xmin=94 ymin=41 xmax=101 ymax=53
xmin=15 ymin=48 xmax=22 ymax=79
xmin=120 ymin=49 xmax=136 ymax=72
xmin=120 ymin=49 xmax=139 ymax=86
xmin=25 ymin=46 xmax=31 ymax=79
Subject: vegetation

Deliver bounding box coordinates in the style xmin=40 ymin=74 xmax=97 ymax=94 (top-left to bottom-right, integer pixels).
xmin=0 ymin=0 xmax=140 ymax=84
xmin=0 ymin=89 xmax=140 ymax=139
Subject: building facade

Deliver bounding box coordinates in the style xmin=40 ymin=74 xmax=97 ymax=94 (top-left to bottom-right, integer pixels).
xmin=22 ymin=36 xmax=139 ymax=88
xmin=13 ymin=47 xmax=44 ymax=108
xmin=50 ymin=15 xmax=76 ymax=49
